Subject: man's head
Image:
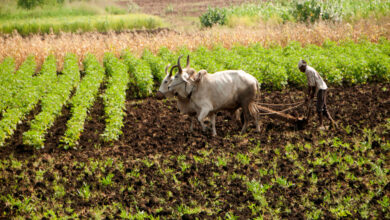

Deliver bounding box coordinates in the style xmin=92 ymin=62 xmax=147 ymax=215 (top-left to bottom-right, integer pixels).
xmin=298 ymin=60 xmax=307 ymax=72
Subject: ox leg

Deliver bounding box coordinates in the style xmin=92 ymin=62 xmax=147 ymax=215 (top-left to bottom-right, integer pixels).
xmin=210 ymin=113 xmax=217 ymax=136
xmin=254 ymin=112 xmax=261 ymax=133
xmin=197 ymin=109 xmax=210 ymax=133
xmin=189 ymin=117 xmax=195 ymax=132
xmin=240 ymin=107 xmax=250 ymax=134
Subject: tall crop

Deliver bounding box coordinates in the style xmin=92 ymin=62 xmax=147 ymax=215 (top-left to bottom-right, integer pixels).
xmin=101 ymin=53 xmax=129 ymax=142
xmin=141 ymin=49 xmax=166 ymax=82
xmin=0 ymin=55 xmax=56 ymax=146
xmin=0 ymin=57 xmax=16 ymax=114
xmin=122 ymin=51 xmax=153 ymax=98
xmin=0 ymin=57 xmax=35 ymax=113
xmin=162 ymin=40 xmax=390 ymax=90
xmin=23 ymin=54 xmax=80 ymax=148
xmin=61 ymin=54 xmax=104 ymax=149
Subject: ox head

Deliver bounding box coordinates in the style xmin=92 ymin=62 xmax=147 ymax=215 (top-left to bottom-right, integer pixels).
xmin=156 ymin=64 xmax=177 ymax=100
xmin=168 ymin=55 xmax=196 ymax=98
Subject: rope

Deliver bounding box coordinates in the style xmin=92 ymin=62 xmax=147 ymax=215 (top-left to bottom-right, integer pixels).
xmin=256 ymin=101 xmax=304 ymax=107
xmin=258 ymin=102 xmax=304 ymax=115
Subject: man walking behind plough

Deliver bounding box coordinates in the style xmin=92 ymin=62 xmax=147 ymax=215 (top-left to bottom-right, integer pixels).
xmin=298 ymin=60 xmax=337 ymax=130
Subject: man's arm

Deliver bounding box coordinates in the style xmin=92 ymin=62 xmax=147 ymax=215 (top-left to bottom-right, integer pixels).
xmin=306 ymin=86 xmax=316 ymax=102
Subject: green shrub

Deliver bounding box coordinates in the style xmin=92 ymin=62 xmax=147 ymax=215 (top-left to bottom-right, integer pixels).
xmin=17 ymin=0 xmax=63 ymax=10
xmin=200 ymin=7 xmax=227 ymax=27
xmin=17 ymin=0 xmax=44 ymax=9
xmin=292 ymin=0 xmax=321 ymax=23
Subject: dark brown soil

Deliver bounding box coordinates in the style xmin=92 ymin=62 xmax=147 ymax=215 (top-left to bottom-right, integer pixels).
xmin=0 ymin=83 xmax=389 ymax=218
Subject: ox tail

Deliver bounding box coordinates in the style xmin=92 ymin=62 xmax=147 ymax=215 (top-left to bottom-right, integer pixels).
xmin=249 ymin=81 xmax=261 ymax=118
xmin=249 ymin=101 xmax=258 ymax=118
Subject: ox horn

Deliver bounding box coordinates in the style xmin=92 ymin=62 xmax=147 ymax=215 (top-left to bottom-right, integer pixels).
xmin=169 ymin=64 xmax=179 ymax=76
xmin=177 ymin=55 xmax=183 ymax=74
xmin=186 ymin=55 xmax=190 ymax=69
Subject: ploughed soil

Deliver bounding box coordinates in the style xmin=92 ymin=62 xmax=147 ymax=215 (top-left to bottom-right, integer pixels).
xmin=0 ymin=83 xmax=389 ymax=218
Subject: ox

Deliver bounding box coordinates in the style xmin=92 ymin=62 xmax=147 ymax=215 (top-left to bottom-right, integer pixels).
xmin=156 ymin=56 xmax=202 ymax=132
xmin=168 ymin=56 xmax=260 ymax=136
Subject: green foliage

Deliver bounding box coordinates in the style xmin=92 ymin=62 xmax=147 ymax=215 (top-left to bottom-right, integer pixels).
xmin=0 ymin=57 xmax=16 ymax=114
xmin=151 ymin=40 xmax=390 ymax=90
xmin=101 ymin=53 xmax=129 ymax=142
xmin=201 ymin=0 xmax=390 ymax=26
xmin=78 ymin=183 xmax=91 ymax=200
xmin=0 ymin=14 xmax=165 ymax=36
xmin=122 ymin=51 xmax=154 ymax=98
xmin=61 ymin=54 xmax=104 ymax=149
xmin=141 ymin=49 xmax=166 ymax=82
xmin=0 ymin=55 xmax=59 ymax=146
xmin=100 ymin=173 xmax=114 ymax=186
xmin=200 ymin=7 xmax=227 ymax=27
xmin=17 ymin=0 xmax=63 ymax=10
xmin=17 ymin=0 xmax=44 ymax=10
xmin=23 ymin=54 xmax=80 ymax=148
xmin=292 ymin=0 xmax=322 ymax=23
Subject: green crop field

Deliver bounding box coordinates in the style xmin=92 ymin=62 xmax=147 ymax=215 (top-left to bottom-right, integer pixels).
xmin=0 ymin=0 xmax=389 ymax=219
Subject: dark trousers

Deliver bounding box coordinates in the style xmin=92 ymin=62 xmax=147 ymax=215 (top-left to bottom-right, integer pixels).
xmin=317 ymin=89 xmax=328 ymax=115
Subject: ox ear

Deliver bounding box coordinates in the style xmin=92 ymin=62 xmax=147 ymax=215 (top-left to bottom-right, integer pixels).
xmin=194 ymin=70 xmax=207 ymax=83
xmin=186 ymin=55 xmax=190 ymax=69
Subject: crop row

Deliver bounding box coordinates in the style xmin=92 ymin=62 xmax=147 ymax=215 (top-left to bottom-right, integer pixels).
xmin=1 ymin=40 xmax=389 ymax=148
xmin=0 ymin=55 xmax=56 ymax=146
xmin=23 ymin=54 xmax=80 ymax=148
xmin=101 ymin=53 xmax=130 ymax=142
xmin=146 ymin=39 xmax=390 ymax=90
xmin=0 ymin=57 xmax=36 ymax=114
xmin=60 ymin=54 xmax=105 ymax=149
xmin=0 ymin=58 xmax=16 ymax=114
xmin=122 ymin=51 xmax=154 ymax=98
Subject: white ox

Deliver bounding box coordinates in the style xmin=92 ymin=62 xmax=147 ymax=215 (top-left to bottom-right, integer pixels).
xmin=156 ymin=56 xmax=201 ymax=132
xmin=167 ymin=56 xmax=260 ymax=136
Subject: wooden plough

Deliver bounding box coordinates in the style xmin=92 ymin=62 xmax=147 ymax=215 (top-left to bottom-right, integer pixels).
xmin=257 ymin=101 xmax=308 ymax=129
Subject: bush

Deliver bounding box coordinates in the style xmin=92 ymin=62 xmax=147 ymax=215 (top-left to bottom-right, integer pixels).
xmin=17 ymin=0 xmax=64 ymax=9
xmin=200 ymin=7 xmax=227 ymax=27
xmin=17 ymin=0 xmax=44 ymax=9
xmin=292 ymin=0 xmax=321 ymax=23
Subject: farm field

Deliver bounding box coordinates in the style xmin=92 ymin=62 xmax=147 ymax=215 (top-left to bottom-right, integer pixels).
xmin=0 ymin=82 xmax=389 ymax=218
xmin=0 ymin=0 xmax=390 ymax=219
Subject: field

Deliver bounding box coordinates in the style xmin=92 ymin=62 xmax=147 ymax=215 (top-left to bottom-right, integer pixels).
xmin=0 ymin=0 xmax=390 ymax=219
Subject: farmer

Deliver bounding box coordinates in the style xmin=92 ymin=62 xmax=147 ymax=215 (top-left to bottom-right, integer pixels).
xmin=298 ymin=59 xmax=336 ymax=130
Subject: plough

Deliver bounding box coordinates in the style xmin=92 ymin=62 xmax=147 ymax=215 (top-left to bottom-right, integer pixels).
xmin=257 ymin=101 xmax=308 ymax=129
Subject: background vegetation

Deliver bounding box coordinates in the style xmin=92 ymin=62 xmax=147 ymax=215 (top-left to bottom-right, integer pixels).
xmin=200 ymin=0 xmax=390 ymax=27
xmin=0 ymin=0 xmax=165 ymax=35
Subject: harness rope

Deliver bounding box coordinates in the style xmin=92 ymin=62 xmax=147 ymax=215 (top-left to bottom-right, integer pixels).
xmin=255 ymin=100 xmax=304 ymax=106
xmin=257 ymin=102 xmax=304 ymax=115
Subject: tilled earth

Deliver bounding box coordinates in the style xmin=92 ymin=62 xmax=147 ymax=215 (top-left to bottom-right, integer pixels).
xmin=0 ymin=83 xmax=389 ymax=218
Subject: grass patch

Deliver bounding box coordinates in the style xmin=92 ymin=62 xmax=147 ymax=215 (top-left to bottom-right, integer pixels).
xmin=0 ymin=14 xmax=166 ymax=35
xmin=0 ymin=0 xmax=128 ymax=20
